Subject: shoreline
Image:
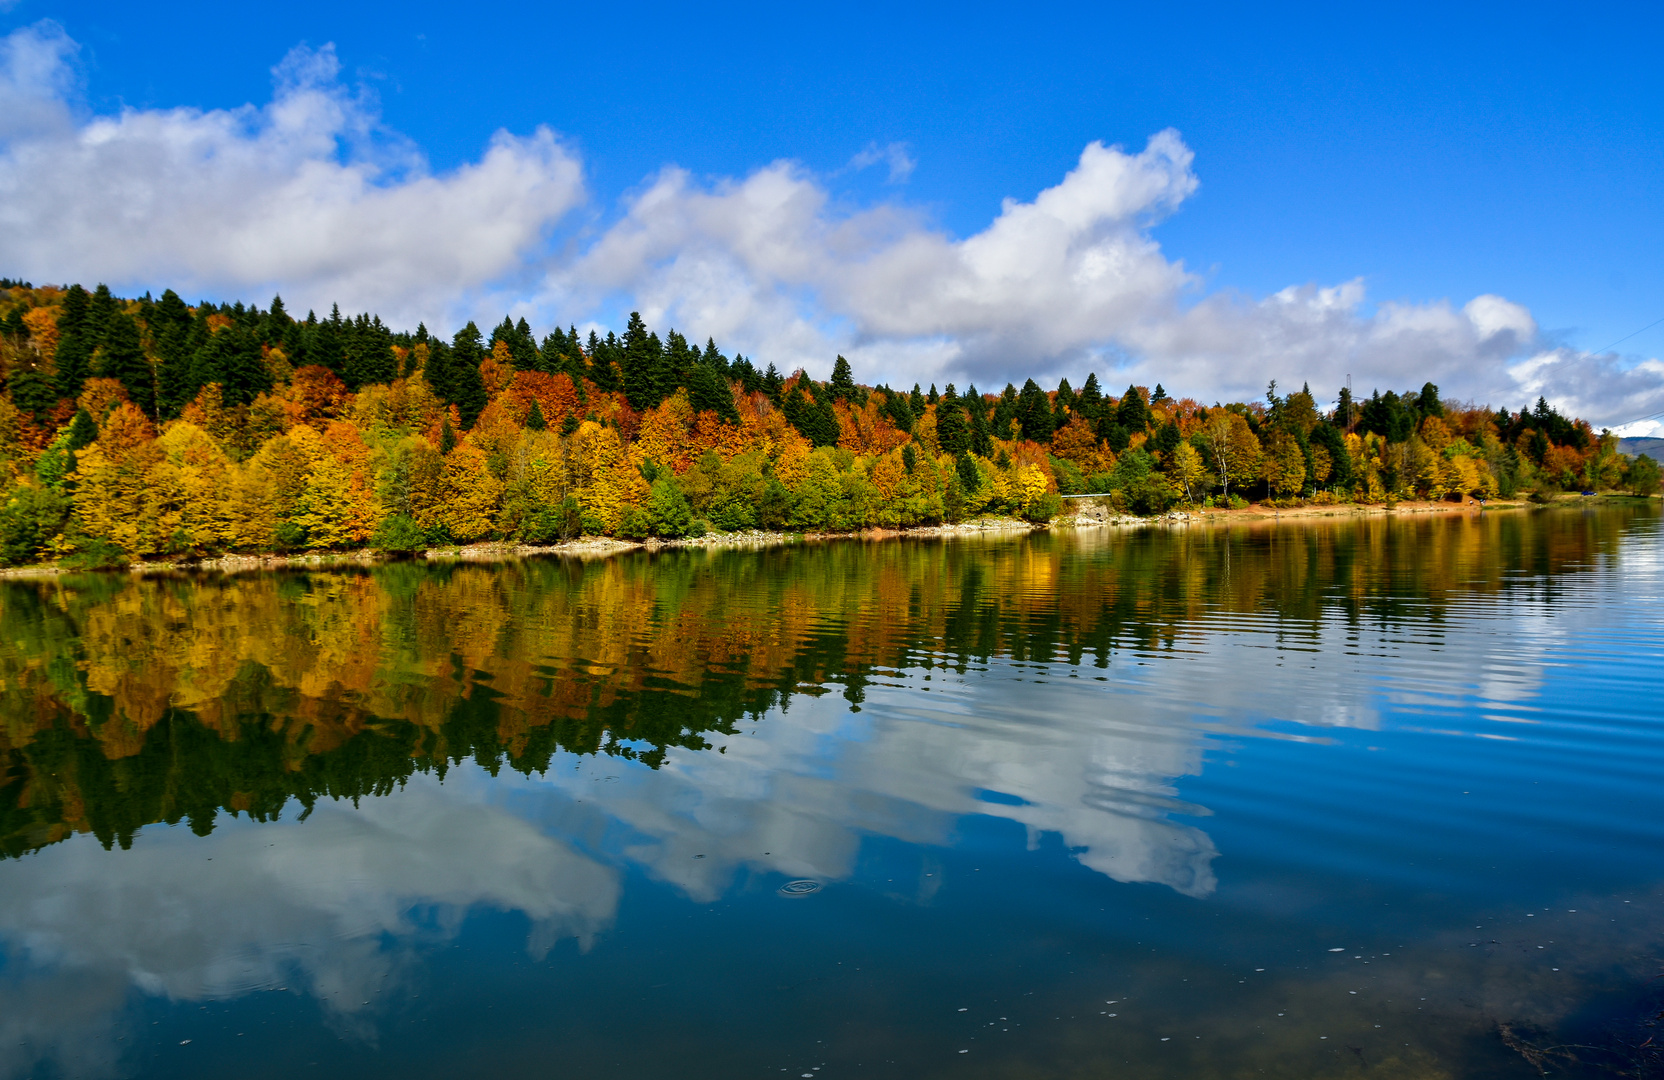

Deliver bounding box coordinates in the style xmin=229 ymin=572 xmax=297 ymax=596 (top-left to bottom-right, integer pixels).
xmin=0 ymin=494 xmax=1645 ymax=579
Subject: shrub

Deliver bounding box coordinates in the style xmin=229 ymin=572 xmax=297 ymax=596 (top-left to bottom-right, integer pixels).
xmin=372 ymin=513 xmax=427 ymax=555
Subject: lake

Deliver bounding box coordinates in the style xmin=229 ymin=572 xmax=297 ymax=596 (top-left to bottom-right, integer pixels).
xmin=1 ymin=504 xmax=1661 ymax=1079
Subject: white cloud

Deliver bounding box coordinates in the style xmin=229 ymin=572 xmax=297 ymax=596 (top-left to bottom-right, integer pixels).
xmin=847 ymin=140 xmax=916 ymax=182
xmin=4 ymin=21 xmax=1661 ymax=425
xmin=0 ymin=23 xmax=584 ymax=328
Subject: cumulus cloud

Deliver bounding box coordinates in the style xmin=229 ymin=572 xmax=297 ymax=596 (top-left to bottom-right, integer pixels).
xmin=3 ymin=21 xmax=1660 ymax=424
xmin=0 ymin=22 xmax=584 ymax=329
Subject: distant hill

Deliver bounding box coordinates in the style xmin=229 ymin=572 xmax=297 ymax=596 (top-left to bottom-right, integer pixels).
xmin=1618 ymin=437 xmax=1664 ymax=459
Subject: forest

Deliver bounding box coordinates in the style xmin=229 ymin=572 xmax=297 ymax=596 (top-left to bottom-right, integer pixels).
xmin=0 ymin=279 xmax=1655 ymax=567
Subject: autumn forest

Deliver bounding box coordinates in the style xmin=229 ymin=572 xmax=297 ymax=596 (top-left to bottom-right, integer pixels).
xmin=0 ymin=280 xmax=1655 ymax=568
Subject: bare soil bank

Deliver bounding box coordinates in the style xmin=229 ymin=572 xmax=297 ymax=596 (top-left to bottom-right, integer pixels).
xmin=2 ymin=494 xmax=1647 ymax=578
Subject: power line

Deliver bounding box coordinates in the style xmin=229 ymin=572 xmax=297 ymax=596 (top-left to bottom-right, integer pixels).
xmin=1580 ymin=314 xmax=1664 ymax=432
xmin=1587 ymin=313 xmax=1664 ymax=358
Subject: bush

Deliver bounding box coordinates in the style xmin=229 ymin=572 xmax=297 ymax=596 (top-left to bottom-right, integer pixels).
xmin=372 ymin=513 xmax=427 ymax=555
xmin=0 ymin=484 xmax=67 ymax=566
xmin=523 ymin=497 xmax=585 ymax=543
xmin=620 ymin=478 xmax=695 ymax=539
xmin=1022 ymin=492 xmax=1063 ymax=523
xmin=60 ymin=538 xmax=129 ymax=570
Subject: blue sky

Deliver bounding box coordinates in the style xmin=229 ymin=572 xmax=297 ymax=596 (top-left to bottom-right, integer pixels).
xmin=2 ymin=0 xmax=1661 ymax=428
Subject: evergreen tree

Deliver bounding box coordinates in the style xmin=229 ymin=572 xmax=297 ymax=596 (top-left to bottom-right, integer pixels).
xmin=882 ymin=387 xmax=915 ymax=433
xmin=663 ymin=330 xmax=696 ymax=395
xmin=1098 ymin=418 xmax=1130 ymax=453
xmin=621 ymin=312 xmax=661 ymax=410
xmin=993 ymin=384 xmax=1019 ymax=439
xmin=1077 ymin=373 xmax=1103 ymax=420
xmin=65 ymin=408 xmax=98 ymax=452
xmin=970 ymin=401 xmax=993 ymax=457
xmin=10 ymin=367 xmax=57 ymax=420
xmin=936 ymin=386 xmax=969 ymax=456
xmin=192 ymin=322 xmax=270 ymax=407
xmin=689 ymin=362 xmax=740 ymax=423
xmin=1116 ymin=384 xmax=1149 ymax=432
xmin=909 ymin=384 xmax=925 ymax=415
xmin=1311 ymin=422 xmax=1351 ymax=490
xmin=424 ymin=339 xmax=457 ymax=403
xmin=526 ymin=400 xmax=548 ymax=431
xmin=151 ymin=290 xmax=195 ymax=418
xmin=448 ymin=324 xmax=488 ymax=427
xmin=54 ymin=284 xmax=93 ymax=400
xmin=828 ymin=355 xmax=858 ymax=402
xmin=86 ymin=284 xmax=118 ymax=343
xmin=99 ymin=312 xmax=154 ymax=416
xmin=1015 ymin=379 xmax=1054 ymax=441
xmin=783 ymin=383 xmax=839 ymax=446
xmin=589 ymin=330 xmax=622 ymax=391
xmin=515 ymin=317 xmax=537 ymax=368
xmin=703 ymin=338 xmax=729 ymax=376
xmin=263 ymin=295 xmax=291 ymax=344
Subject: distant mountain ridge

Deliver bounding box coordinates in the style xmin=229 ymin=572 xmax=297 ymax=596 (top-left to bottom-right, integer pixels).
xmin=1618 ymin=437 xmax=1664 ymax=459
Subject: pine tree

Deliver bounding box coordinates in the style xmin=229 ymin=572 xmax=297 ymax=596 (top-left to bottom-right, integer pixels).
xmin=1116 ymin=384 xmax=1148 ymax=432
xmin=448 ymin=324 xmax=488 ymax=427
xmin=54 ymin=284 xmax=93 ymax=400
xmin=689 ymin=362 xmax=740 ymax=423
xmin=99 ymin=313 xmax=154 ymax=417
xmin=828 ymin=355 xmax=857 ymax=402
xmin=1016 ymin=379 xmax=1054 ymax=442
xmin=936 ymin=386 xmax=969 ymax=456
xmin=526 ymin=400 xmax=548 ymax=431
xmin=1077 ymin=373 xmax=1103 ymax=420
xmin=515 ymin=317 xmax=537 ymax=368
xmin=86 ymin=284 xmax=118 ymax=343
xmin=621 ymin=312 xmax=660 ymax=410
xmin=65 ymin=408 xmax=98 ymax=452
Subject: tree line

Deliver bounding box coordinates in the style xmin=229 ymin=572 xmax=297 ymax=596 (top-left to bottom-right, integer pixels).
xmin=0 ymin=281 xmax=1654 ymax=566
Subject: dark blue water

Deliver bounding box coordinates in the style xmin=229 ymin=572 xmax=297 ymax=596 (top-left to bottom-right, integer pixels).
xmin=1 ymin=505 xmax=1661 ymax=1078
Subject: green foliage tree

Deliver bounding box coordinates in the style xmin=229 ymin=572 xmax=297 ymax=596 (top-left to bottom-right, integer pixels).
xmin=1629 ymin=454 xmax=1660 ymax=497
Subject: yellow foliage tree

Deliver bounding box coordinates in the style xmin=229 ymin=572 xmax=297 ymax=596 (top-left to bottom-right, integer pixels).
xmin=439 ymin=444 xmax=503 ymax=541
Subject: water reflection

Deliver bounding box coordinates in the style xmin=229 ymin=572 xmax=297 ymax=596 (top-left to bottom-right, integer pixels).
xmin=0 ymin=504 xmax=1658 ymax=1078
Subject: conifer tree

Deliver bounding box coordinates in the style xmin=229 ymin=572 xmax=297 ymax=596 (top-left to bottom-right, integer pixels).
xmin=99 ymin=312 xmax=154 ymax=417
xmin=1116 ymin=384 xmax=1148 ymax=432
xmin=1016 ymin=379 xmax=1054 ymax=441
xmin=54 ymin=284 xmax=92 ymax=400
xmin=936 ymin=385 xmax=969 ymax=456
xmin=829 ymin=355 xmax=858 ymax=402
xmin=621 ymin=312 xmax=660 ymax=410
xmin=689 ymin=362 xmax=740 ymax=424
xmin=1077 ymin=373 xmax=1103 ymax=420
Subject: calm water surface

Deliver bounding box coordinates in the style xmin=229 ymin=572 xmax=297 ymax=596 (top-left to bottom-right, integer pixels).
xmin=2 ymin=505 xmax=1662 ymax=1079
